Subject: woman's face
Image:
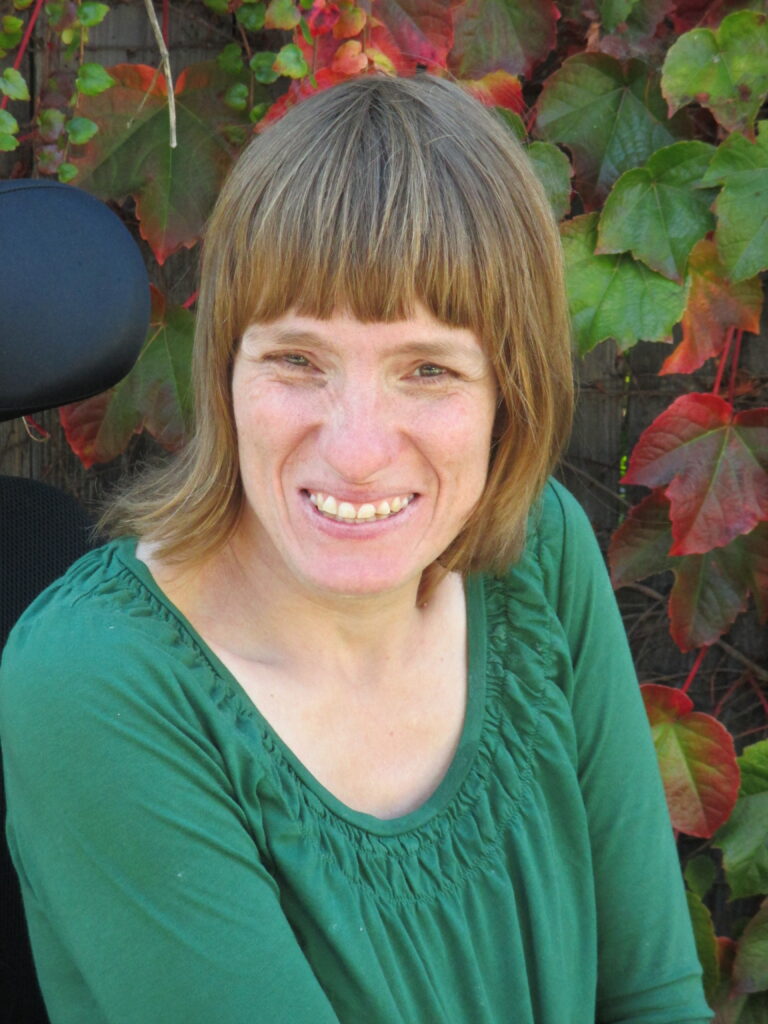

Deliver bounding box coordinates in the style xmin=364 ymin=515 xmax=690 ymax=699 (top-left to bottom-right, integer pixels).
xmin=230 ymin=305 xmax=498 ymax=602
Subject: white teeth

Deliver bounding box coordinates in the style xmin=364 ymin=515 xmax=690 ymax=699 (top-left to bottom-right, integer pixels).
xmin=308 ymin=491 xmax=412 ymax=522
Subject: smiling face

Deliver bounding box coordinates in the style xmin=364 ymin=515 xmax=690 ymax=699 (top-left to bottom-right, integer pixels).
xmin=230 ymin=306 xmax=498 ymax=603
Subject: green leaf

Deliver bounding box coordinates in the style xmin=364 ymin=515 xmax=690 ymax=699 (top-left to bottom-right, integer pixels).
xmin=217 ymin=43 xmax=244 ymax=75
xmin=449 ymin=0 xmax=558 ymax=78
xmin=249 ymin=52 xmax=279 ymax=84
xmin=265 ymin=0 xmax=300 ymax=29
xmin=77 ymin=1 xmax=109 ymax=26
xmin=76 ymin=62 xmax=116 ymax=95
xmin=249 ymin=101 xmax=268 ymax=123
xmin=685 ymin=854 xmax=717 ymax=899
xmin=497 ymin=108 xmax=525 ymax=139
xmin=38 ymin=107 xmax=66 ymax=142
xmin=224 ymin=82 xmax=248 ymax=111
xmin=561 ymin=213 xmax=687 ymax=353
xmin=714 ymin=791 xmax=768 ymax=899
xmin=739 ymin=740 xmax=768 ymax=797
xmin=66 ymin=116 xmax=98 ymax=144
xmin=535 ymin=54 xmax=677 ymax=205
xmin=203 ymin=0 xmax=229 ymax=12
xmin=700 ymin=123 xmax=768 ymax=283
xmin=686 ymin=889 xmax=720 ymax=1005
xmin=597 ymin=0 xmax=640 ymax=33
xmin=0 ymin=67 xmax=30 ymax=100
xmin=236 ymin=3 xmax=266 ymax=29
xmin=527 ymin=140 xmax=572 ymax=221
xmin=733 ymin=900 xmax=768 ymax=995
xmin=2 ymin=15 xmax=23 ymax=32
xmin=661 ymin=10 xmax=768 ymax=135
xmin=59 ymin=288 xmax=194 ymax=466
xmin=13 ymin=0 xmax=35 ymax=9
xmin=0 ymin=132 xmax=18 ymax=151
xmin=0 ymin=109 xmax=19 ymax=135
xmin=69 ymin=62 xmax=252 ymax=264
xmin=58 ymin=162 xmax=78 ymax=182
xmin=273 ymin=43 xmax=309 ymax=79
xmin=597 ymin=141 xmax=716 ymax=283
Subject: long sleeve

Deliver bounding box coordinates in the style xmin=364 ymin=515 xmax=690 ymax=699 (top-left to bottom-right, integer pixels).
xmin=537 ymin=481 xmax=712 ymax=1024
xmin=0 ymin=585 xmax=341 ymax=1024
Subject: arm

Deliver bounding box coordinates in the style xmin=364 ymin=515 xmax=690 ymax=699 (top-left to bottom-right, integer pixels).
xmin=0 ymin=608 xmax=341 ymax=1024
xmin=537 ymin=481 xmax=711 ymax=1024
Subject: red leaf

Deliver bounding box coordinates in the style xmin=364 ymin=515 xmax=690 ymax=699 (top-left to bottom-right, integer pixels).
xmin=69 ymin=63 xmax=248 ymax=263
xmin=374 ymin=0 xmax=459 ymax=71
xmin=460 ymin=70 xmax=523 ymax=113
xmin=308 ymin=0 xmax=341 ymax=35
xmin=609 ymin=488 xmax=674 ymax=587
xmin=449 ymin=0 xmax=558 ymax=79
xmin=59 ymin=286 xmax=194 ymax=466
xmin=610 ymin=492 xmax=768 ymax=650
xmin=622 ymin=393 xmax=768 ymax=555
xmin=333 ymin=0 xmax=366 ymax=37
xmin=642 ymin=683 xmax=740 ymax=837
xmin=661 ymin=239 xmax=763 ymax=375
xmin=331 ymin=39 xmax=370 ymax=74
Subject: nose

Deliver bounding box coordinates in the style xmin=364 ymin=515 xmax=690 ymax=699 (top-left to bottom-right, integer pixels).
xmin=318 ymin=379 xmax=403 ymax=485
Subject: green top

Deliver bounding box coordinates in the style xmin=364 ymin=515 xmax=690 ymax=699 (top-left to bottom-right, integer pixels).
xmin=0 ymin=481 xmax=710 ymax=1024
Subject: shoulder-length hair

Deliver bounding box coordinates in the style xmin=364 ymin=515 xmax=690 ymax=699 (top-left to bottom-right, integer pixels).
xmin=103 ymin=73 xmax=573 ymax=583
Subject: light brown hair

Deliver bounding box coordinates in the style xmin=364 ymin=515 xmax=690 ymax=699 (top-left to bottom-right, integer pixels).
xmin=103 ymin=73 xmax=573 ymax=582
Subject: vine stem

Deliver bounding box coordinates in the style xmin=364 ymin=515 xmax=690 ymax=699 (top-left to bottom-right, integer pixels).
xmin=182 ymin=289 xmax=198 ymax=309
xmin=712 ymin=327 xmax=734 ymax=396
xmin=747 ymin=673 xmax=768 ymax=718
xmin=142 ymin=0 xmax=177 ymax=148
xmin=681 ymin=647 xmax=708 ymax=695
xmin=0 ymin=0 xmax=46 ymax=112
xmin=727 ymin=328 xmax=743 ymax=405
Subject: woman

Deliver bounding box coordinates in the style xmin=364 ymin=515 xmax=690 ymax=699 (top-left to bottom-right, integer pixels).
xmin=0 ymin=75 xmax=709 ymax=1023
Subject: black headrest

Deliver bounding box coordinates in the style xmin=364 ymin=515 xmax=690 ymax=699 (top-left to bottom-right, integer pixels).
xmin=0 ymin=180 xmax=149 ymax=422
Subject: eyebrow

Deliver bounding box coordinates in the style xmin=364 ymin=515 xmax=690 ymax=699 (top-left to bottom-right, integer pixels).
xmin=243 ymin=326 xmax=485 ymax=362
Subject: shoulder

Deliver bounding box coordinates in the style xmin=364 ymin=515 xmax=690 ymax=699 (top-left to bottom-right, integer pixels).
xmin=0 ymin=540 xmax=207 ymax=743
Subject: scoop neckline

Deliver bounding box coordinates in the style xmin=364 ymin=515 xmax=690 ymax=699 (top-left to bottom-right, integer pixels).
xmin=114 ymin=537 xmax=488 ymax=838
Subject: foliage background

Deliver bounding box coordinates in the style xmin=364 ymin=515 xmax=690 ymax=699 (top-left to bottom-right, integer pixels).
xmin=1 ymin=0 xmax=768 ymax=1015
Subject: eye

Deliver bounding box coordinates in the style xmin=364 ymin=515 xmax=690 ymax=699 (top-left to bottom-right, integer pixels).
xmin=282 ymin=353 xmax=311 ymax=367
xmin=413 ymin=363 xmax=449 ymax=379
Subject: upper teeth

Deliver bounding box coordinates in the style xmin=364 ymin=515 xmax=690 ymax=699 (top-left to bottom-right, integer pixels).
xmin=309 ymin=492 xmax=413 ymax=521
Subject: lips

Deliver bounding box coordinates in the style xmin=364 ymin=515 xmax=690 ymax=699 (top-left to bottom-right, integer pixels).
xmin=307 ymin=491 xmax=414 ymax=522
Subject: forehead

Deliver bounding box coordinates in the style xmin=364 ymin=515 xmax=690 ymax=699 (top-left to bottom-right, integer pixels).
xmin=240 ymin=309 xmax=489 ymax=361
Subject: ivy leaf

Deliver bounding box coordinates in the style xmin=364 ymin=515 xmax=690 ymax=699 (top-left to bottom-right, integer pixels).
xmin=331 ymin=39 xmax=369 ymax=74
xmin=685 ymin=889 xmax=720 ymax=1005
xmin=217 ymin=43 xmax=245 ymax=75
xmin=377 ymin=0 xmax=460 ymax=72
xmin=59 ymin=287 xmax=194 ymax=467
xmin=265 ymin=0 xmax=301 ymax=29
xmin=597 ymin=0 xmax=641 ymax=32
xmin=527 ymin=140 xmax=572 ymax=221
xmin=534 ymin=54 xmax=677 ymax=206
xmin=449 ymin=0 xmax=558 ymax=78
xmin=733 ymin=901 xmax=768 ymax=996
xmin=0 ymin=67 xmax=30 ymax=100
xmin=561 ymin=213 xmax=687 ymax=354
xmin=75 ymin=62 xmax=116 ymax=96
xmin=661 ymin=239 xmax=763 ymax=375
xmin=333 ymin=1 xmax=365 ymax=38
xmin=68 ymin=63 xmax=250 ymax=264
xmin=740 ymin=740 xmax=768 ymax=797
xmin=66 ymin=116 xmax=98 ymax=144
xmin=715 ymin=793 xmax=768 ymax=900
xmin=273 ymin=43 xmax=310 ymax=78
xmin=460 ymin=70 xmax=524 ymax=114
xmin=661 ymin=10 xmax=768 ymax=136
xmin=609 ymin=490 xmax=768 ymax=650
xmin=596 ymin=141 xmax=716 ymax=283
xmin=641 ymin=683 xmax=740 ymax=837
xmin=236 ymin=3 xmax=266 ymax=29
xmin=684 ymin=853 xmax=717 ymax=899
xmin=700 ymin=124 xmax=768 ymax=284
xmin=622 ymin=393 xmax=768 ymax=555
xmin=0 ymin=108 xmax=19 ymax=135
xmin=77 ymin=1 xmax=109 ymax=26
xmin=250 ymin=52 xmax=280 ymax=84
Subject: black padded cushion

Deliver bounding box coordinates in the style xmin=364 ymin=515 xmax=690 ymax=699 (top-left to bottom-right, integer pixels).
xmin=0 ymin=180 xmax=150 ymax=421
xmin=1 ymin=475 xmax=96 ymax=1024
